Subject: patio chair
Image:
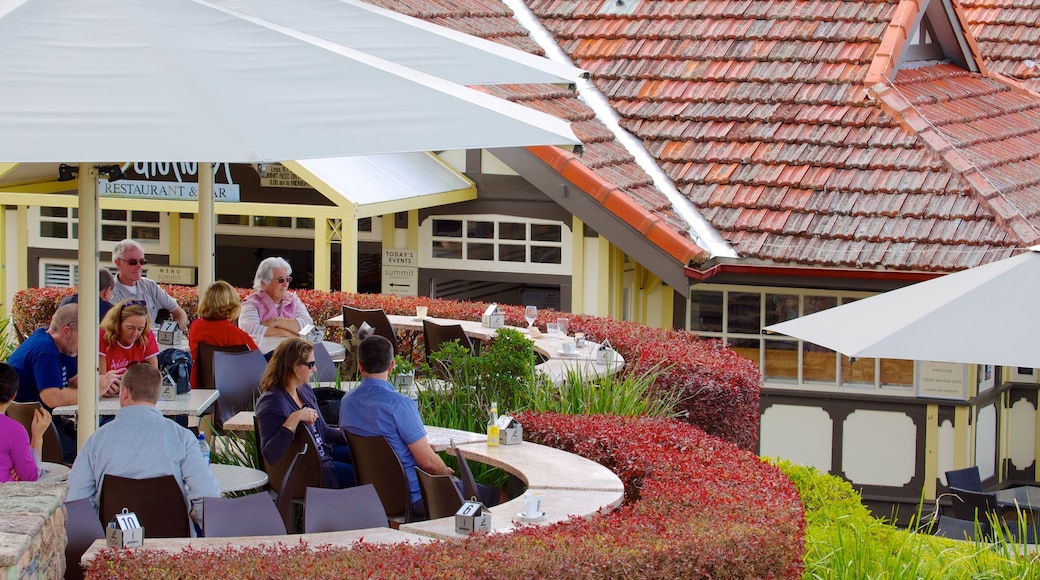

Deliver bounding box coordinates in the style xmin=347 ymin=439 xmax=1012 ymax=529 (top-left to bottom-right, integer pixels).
xmin=312 ymin=341 xmax=338 ymax=383
xmin=933 ymin=514 xmax=978 ymax=541
xmin=272 ymin=442 xmax=309 ymax=534
xmin=303 ymin=484 xmax=389 ymax=533
xmin=416 ymin=467 xmax=464 ymax=519
xmin=196 ymin=342 xmax=250 ymax=391
xmin=64 ymin=498 xmax=105 ymax=580
xmin=344 ymin=431 xmax=416 ymax=524
xmin=257 ymin=415 xmax=323 ymax=501
xmin=212 ymin=349 xmax=267 ymax=430
xmin=202 ymin=493 xmax=286 ymax=537
xmin=945 ymin=466 xmax=982 ymax=492
xmin=341 ymin=306 xmax=397 ymax=354
xmin=422 ymin=319 xmax=474 ymax=366
xmin=5 ymin=400 xmax=65 ymax=464
xmin=451 ymin=442 xmax=480 ymax=503
xmin=99 ymin=474 xmax=191 ymax=538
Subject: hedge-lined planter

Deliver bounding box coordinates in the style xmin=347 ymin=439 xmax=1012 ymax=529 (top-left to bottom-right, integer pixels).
xmin=85 ymin=413 xmax=803 ymax=579
xmin=13 ymin=287 xmax=760 ymax=450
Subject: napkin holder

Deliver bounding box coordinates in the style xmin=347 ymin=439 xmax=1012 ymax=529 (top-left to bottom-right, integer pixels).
xmin=106 ymin=508 xmax=144 ymax=548
xmin=481 ymin=304 xmax=504 ymax=329
xmin=455 ymin=500 xmax=491 ymax=534
xmin=157 ymin=320 xmax=178 ymax=345
xmin=595 ymin=338 xmax=616 ymax=365
xmin=497 ymin=415 xmax=522 ymax=445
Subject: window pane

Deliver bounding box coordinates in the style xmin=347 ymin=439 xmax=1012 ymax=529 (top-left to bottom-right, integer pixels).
xmin=131 ymin=226 xmax=160 ymax=241
xmin=841 ymin=355 xmax=876 ymax=387
xmin=499 ymin=222 xmax=525 ymax=240
xmin=467 ymin=243 xmax=494 ymax=260
xmin=253 ymin=216 xmax=291 ymax=228
xmin=467 ymin=221 xmax=494 ymax=239
xmin=727 ymin=292 xmax=761 ymax=334
xmin=432 ymin=240 xmax=462 ymax=259
xmin=101 ymin=224 xmax=126 ymax=242
xmin=101 ymin=209 xmax=127 ymax=221
xmin=531 ymin=246 xmax=561 ymax=264
xmin=72 ymin=223 xmax=78 ymax=239
xmin=498 ymin=244 xmax=525 ymax=262
xmin=296 ymin=217 xmax=314 ymax=229
xmin=729 ymin=338 xmax=760 ymax=367
xmin=217 ymin=215 xmax=247 ymax=225
xmin=40 ymin=223 xmax=68 ymax=238
xmin=432 ymin=219 xmax=462 ymax=237
xmin=690 ymin=290 xmax=723 ymax=333
xmin=531 ymin=224 xmax=561 ymax=242
xmin=764 ymin=340 xmax=798 ymax=382
xmin=880 ymin=359 xmax=913 ymax=387
xmin=358 ymin=217 xmax=372 ymax=232
xmin=41 ymin=207 xmax=68 ymax=218
xmin=805 ymin=295 xmax=837 ymax=315
xmin=803 ymin=345 xmax=837 ymax=384
xmin=131 ymin=211 xmax=160 ymax=223
xmin=765 ymin=294 xmax=799 ymax=326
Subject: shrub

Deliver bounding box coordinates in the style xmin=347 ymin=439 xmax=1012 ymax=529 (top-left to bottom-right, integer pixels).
xmin=13 ymin=287 xmax=760 ymax=449
xmin=86 ymin=413 xmax=803 ymax=579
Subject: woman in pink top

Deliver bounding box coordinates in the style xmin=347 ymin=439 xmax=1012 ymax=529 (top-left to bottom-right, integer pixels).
xmin=0 ymin=362 xmax=50 ymax=482
xmin=238 ymin=257 xmax=313 ymax=341
xmin=98 ymin=299 xmax=160 ymax=394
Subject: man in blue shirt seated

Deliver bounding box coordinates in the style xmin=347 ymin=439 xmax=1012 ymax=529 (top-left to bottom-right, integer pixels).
xmin=340 ymin=335 xmax=502 ymax=517
xmin=66 ymin=364 xmax=220 ymax=530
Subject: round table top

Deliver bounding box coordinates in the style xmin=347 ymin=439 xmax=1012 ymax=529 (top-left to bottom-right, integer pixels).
xmin=38 ymin=461 xmax=70 ymax=483
xmin=210 ymin=463 xmax=268 ymax=495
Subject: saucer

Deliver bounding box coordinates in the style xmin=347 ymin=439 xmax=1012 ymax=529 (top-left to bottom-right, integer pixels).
xmin=557 ymin=350 xmax=579 ymax=357
xmin=514 ymin=512 xmax=548 ymax=523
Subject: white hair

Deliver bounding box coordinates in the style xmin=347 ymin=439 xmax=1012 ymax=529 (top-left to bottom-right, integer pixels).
xmin=253 ymin=257 xmax=292 ymax=291
xmin=112 ymin=239 xmax=144 ymax=262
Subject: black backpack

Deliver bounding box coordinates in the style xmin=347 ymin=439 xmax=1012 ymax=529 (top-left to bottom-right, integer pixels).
xmin=157 ymin=348 xmax=192 ymax=395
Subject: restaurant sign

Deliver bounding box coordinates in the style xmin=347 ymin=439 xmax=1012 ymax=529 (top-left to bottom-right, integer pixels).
xmin=98 ymin=162 xmax=240 ymax=201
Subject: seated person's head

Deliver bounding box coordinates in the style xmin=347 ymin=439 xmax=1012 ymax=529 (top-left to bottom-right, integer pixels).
xmin=0 ymin=362 xmax=19 ymax=403
xmin=358 ymin=336 xmax=394 ymax=375
xmin=102 ymin=300 xmax=152 ymax=347
xmin=198 ymin=280 xmax=242 ymax=321
xmin=261 ymin=337 xmax=313 ymax=392
xmin=122 ymin=364 xmax=162 ymax=404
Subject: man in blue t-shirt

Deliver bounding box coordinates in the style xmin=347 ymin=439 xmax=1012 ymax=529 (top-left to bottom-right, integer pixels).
xmin=9 ymin=303 xmax=80 ymax=462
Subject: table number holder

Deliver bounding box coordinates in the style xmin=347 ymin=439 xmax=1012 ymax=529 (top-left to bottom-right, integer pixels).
xmin=455 ymin=500 xmax=491 ymax=534
xmin=106 ymin=508 xmax=144 ymax=548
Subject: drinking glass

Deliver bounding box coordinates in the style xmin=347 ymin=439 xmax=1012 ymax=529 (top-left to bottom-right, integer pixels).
xmin=524 ymin=305 xmax=538 ymax=329
xmin=556 ymin=318 xmax=569 ymax=337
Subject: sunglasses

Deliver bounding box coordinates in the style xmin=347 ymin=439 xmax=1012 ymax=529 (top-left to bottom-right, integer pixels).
xmin=303 ymin=360 xmax=316 ymax=369
xmin=120 ymin=299 xmax=148 ymax=312
xmin=119 ymin=258 xmax=148 ymax=266
xmin=274 ymin=276 xmax=292 ymax=285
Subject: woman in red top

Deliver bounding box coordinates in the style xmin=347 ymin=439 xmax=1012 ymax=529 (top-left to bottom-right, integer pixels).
xmin=188 ymin=280 xmax=258 ymax=389
xmin=99 ymin=300 xmax=159 ymax=389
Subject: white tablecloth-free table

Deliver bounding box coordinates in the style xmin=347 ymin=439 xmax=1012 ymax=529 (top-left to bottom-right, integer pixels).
xmin=211 ymin=463 xmax=268 ymax=495
xmin=52 ymin=389 xmax=219 ymax=417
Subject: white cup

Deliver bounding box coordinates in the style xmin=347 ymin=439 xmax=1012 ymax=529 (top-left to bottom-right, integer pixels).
xmin=416 ymin=305 xmax=428 ymax=319
xmin=561 ymin=340 xmax=576 ymax=355
xmin=523 ymin=493 xmax=542 ymax=517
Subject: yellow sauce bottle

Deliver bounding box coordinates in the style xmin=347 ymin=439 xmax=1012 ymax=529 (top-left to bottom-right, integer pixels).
xmin=487 ymin=401 xmax=500 ymax=446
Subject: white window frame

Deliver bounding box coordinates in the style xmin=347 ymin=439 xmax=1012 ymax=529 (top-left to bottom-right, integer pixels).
xmin=29 ymin=206 xmax=171 ymax=255
xmin=215 ymin=213 xmax=380 ymax=241
xmin=419 ymin=214 xmax=570 ymax=274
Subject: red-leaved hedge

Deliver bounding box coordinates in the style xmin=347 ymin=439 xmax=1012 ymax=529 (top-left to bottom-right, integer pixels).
xmin=85 ymin=413 xmax=803 ymax=579
xmin=13 ymin=287 xmax=761 ymax=449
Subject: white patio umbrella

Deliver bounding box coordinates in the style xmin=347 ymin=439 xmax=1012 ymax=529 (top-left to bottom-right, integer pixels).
xmin=213 ymin=0 xmax=585 ymax=86
xmin=764 ymin=247 xmax=1040 ymax=368
xmin=0 ymin=0 xmax=579 ymax=441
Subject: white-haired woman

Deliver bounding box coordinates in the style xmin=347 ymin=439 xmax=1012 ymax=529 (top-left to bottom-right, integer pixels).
xmin=238 ymin=257 xmax=313 ymax=340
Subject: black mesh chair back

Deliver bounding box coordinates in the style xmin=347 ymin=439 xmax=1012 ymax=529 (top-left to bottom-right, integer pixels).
xmin=948 ymin=487 xmax=999 ymax=538
xmin=99 ymin=474 xmax=191 ymax=538
xmin=341 ymin=306 xmax=397 ymax=354
xmin=303 ymin=484 xmax=390 ymax=533
xmin=312 ymin=342 xmax=338 ymax=383
xmin=416 ymin=467 xmax=464 ymax=520
xmin=422 ymin=319 xmax=474 ymax=366
xmin=203 ymin=493 xmax=287 ymax=537
xmin=945 ymin=466 xmax=982 ymax=492
xmin=64 ymin=498 xmax=105 ymax=580
xmin=451 ymin=442 xmax=480 ymax=503
xmin=934 ymin=514 xmax=978 ymax=541
xmin=257 ymin=415 xmax=323 ymax=500
xmin=5 ymin=400 xmax=64 ymax=464
xmin=212 ymin=349 xmax=267 ymax=429
xmin=344 ymin=431 xmax=415 ymax=523
xmin=196 ymin=342 xmax=250 ymax=391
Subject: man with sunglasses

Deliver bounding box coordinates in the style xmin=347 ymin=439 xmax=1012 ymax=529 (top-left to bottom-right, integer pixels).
xmin=110 ymin=239 xmax=189 ymax=334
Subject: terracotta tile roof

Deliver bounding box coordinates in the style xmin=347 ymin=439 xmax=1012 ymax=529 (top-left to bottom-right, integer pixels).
xmin=379 ymin=0 xmax=1039 ymax=273
xmin=961 ymin=0 xmax=1040 ymax=93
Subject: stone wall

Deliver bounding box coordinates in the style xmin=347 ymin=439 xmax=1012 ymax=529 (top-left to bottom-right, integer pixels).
xmin=0 ymin=483 xmax=67 ymax=579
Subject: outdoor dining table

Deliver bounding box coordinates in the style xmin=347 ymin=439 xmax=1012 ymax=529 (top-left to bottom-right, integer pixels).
xmin=52 ymin=389 xmax=219 ymax=418
xmin=995 ymin=486 xmax=1040 ymax=512
xmin=259 ymin=336 xmax=346 ymax=361
xmin=38 ymin=461 xmax=70 ymax=483
xmin=211 ymin=463 xmax=268 ymax=495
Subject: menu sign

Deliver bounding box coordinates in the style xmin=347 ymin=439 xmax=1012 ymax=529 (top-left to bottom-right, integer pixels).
xmin=916 ymin=361 xmax=967 ymax=400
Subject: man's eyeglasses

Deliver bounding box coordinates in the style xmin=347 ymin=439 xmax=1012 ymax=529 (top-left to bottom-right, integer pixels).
xmin=274 ymin=276 xmax=292 ymax=285
xmin=118 ymin=258 xmax=148 ymax=266
xmin=120 ymin=299 xmax=148 ymax=313
xmin=304 ymin=360 xmax=316 ymax=369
